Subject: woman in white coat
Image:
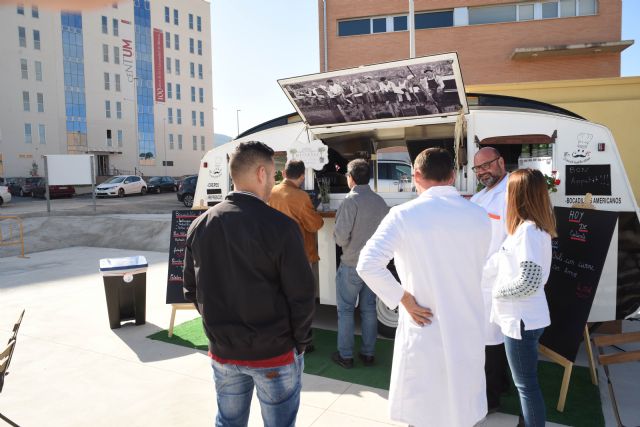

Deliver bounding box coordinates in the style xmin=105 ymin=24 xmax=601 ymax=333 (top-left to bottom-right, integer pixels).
xmin=484 ymin=169 xmax=557 ymax=427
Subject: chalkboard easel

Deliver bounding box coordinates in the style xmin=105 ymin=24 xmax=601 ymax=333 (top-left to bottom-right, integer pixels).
xmin=538 ymin=194 xmax=618 ymax=412
xmin=166 ymin=206 xmax=208 ymax=336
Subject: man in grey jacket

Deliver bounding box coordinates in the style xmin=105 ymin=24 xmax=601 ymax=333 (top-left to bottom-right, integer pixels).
xmin=333 ymin=159 xmax=389 ymax=368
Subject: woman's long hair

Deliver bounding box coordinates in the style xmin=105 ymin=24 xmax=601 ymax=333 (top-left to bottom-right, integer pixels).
xmin=506 ymin=169 xmax=557 ymax=237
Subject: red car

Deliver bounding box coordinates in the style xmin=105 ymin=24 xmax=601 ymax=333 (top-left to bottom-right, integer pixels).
xmin=31 ymin=179 xmax=75 ymax=199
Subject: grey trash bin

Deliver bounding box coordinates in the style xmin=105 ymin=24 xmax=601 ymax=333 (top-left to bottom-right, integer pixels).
xmin=99 ymin=256 xmax=148 ymax=329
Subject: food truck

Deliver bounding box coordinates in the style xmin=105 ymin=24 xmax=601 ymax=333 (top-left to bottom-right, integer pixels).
xmin=194 ymin=53 xmax=640 ymax=336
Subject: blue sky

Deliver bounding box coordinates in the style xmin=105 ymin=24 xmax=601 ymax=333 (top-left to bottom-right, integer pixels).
xmin=211 ymin=0 xmax=640 ymax=138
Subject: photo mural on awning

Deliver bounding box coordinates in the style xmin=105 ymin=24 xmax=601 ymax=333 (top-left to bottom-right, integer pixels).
xmin=279 ymin=52 xmax=467 ymax=128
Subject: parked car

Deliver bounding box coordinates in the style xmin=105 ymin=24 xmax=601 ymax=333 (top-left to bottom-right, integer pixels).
xmin=147 ymin=176 xmax=177 ymax=194
xmin=0 ymin=185 xmax=11 ymax=206
xmin=177 ymin=175 xmax=197 ymax=207
xmin=20 ymin=177 xmax=44 ymax=197
xmin=95 ymin=175 xmax=147 ymax=197
xmin=31 ymin=181 xmax=76 ymax=199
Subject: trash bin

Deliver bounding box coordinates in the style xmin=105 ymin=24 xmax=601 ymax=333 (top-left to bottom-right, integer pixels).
xmin=99 ymin=256 xmax=148 ymax=329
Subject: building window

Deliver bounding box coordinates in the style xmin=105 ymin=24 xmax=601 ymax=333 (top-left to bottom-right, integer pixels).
xmin=113 ymin=18 xmax=119 ymax=36
xmin=173 ymin=9 xmax=179 ymax=25
xmin=117 ymin=129 xmax=123 ymax=147
xmin=578 ymin=0 xmax=597 ymax=16
xmin=177 ymin=109 xmax=182 ymax=124
xmin=169 ymin=133 xmax=174 ymax=149
xmin=415 ymin=10 xmax=454 ymax=29
xmin=21 ymin=58 xmax=28 ymax=79
xmin=176 ymin=83 xmax=181 ymax=100
xmin=191 ymin=86 xmax=196 ymax=102
xmin=105 ymin=100 xmax=111 ymax=118
xmin=199 ymin=87 xmax=204 ymax=103
xmin=168 ymin=107 xmax=173 ymax=124
xmin=174 ymin=34 xmax=179 ymax=50
xmin=189 ymin=13 xmax=194 ymax=29
xmin=37 ymin=92 xmax=44 ymax=112
xmin=17 ymin=4 xmax=24 ymax=15
xmin=189 ymin=38 xmax=194 ymax=53
xmin=200 ymin=111 xmax=204 ymax=127
xmin=38 ymin=124 xmax=46 ymax=144
xmin=101 ymin=16 xmax=108 ymax=34
xmin=190 ymin=62 xmax=195 ymax=78
xmin=469 ymin=5 xmax=517 ymax=25
xmin=197 ymin=16 xmax=202 ymax=32
xmin=393 ymin=16 xmax=408 ymax=31
xmin=23 ymin=91 xmax=30 ymax=112
xmin=115 ymin=74 xmax=121 ymax=91
xmin=165 ymin=31 xmax=170 ymax=48
xmin=178 ymin=134 xmax=183 ymax=149
xmin=33 ymin=30 xmax=41 ymax=49
xmin=192 ymin=135 xmax=197 ymax=150
xmin=175 ymin=59 xmax=180 ymax=75
xmin=164 ymin=6 xmax=170 ymax=23
xmin=542 ymin=2 xmax=559 ymax=18
xmin=106 ymin=129 xmax=113 ymax=146
xmin=200 ymin=135 xmax=205 ymax=151
xmin=518 ymin=4 xmax=535 ymax=21
xmin=198 ymin=64 xmax=203 ymax=79
xmin=113 ymin=46 xmax=120 ymax=64
xmin=166 ymin=57 xmax=172 ymax=73
xmin=18 ymin=27 xmax=27 ymax=47
xmin=61 ymin=12 xmax=87 ymax=135
xmin=338 ymin=19 xmax=370 ymax=36
xmin=191 ymin=110 xmax=197 ymax=126
xmin=116 ymin=101 xmax=122 ymax=119
xmin=104 ymin=72 xmax=110 ymax=90
xmin=35 ymin=61 xmax=42 ymax=81
xmin=197 ymin=40 xmax=202 ymax=55
xmin=372 ymin=17 xmax=386 ymax=33
xmin=32 ymin=6 xmax=39 ymax=18
xmin=167 ymin=82 xmax=172 ymax=99
xmin=103 ymin=44 xmax=109 ymax=62
xmin=24 ymin=123 xmax=32 ymax=144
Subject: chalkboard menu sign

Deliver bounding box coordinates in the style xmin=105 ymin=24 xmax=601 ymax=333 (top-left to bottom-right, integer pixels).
xmin=540 ymin=207 xmax=618 ymax=362
xmin=166 ymin=209 xmax=204 ymax=304
xmin=565 ymin=164 xmax=611 ymax=196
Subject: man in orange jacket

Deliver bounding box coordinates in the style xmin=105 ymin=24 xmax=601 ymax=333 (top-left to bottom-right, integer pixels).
xmin=270 ymin=160 xmax=324 ymax=351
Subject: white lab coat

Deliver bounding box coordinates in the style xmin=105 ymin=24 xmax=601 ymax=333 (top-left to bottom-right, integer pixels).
xmin=357 ymin=186 xmax=491 ymax=427
xmin=471 ymin=174 xmax=508 ymax=345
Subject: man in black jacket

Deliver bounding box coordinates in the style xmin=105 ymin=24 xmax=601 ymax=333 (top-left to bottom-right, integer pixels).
xmin=183 ymin=141 xmax=315 ymax=427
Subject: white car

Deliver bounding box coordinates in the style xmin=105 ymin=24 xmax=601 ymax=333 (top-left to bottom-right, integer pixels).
xmin=0 ymin=185 xmax=11 ymax=206
xmin=95 ymin=175 xmax=147 ymax=197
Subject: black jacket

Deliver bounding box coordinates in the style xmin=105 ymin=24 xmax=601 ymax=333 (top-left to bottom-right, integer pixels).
xmin=183 ymin=192 xmax=315 ymax=360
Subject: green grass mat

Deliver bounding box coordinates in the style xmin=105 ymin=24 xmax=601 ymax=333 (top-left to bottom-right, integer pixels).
xmin=149 ymin=318 xmax=603 ymax=426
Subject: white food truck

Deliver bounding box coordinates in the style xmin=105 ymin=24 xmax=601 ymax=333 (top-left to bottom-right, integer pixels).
xmin=194 ymin=54 xmax=640 ymax=336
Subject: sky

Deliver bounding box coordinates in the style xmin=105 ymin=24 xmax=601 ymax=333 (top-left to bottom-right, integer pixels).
xmin=211 ymin=0 xmax=640 ymax=139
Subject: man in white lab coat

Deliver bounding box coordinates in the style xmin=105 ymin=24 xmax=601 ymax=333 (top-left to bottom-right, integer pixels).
xmin=357 ymin=148 xmax=491 ymax=427
xmin=470 ymin=146 xmax=511 ymax=413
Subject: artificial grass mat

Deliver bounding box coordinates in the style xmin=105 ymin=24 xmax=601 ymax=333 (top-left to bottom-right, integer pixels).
xmin=149 ymin=317 xmax=603 ymax=426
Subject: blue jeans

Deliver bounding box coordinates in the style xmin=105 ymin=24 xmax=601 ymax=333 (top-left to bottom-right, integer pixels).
xmin=504 ymin=324 xmax=546 ymax=427
xmin=336 ymin=263 xmax=377 ymax=359
xmin=211 ymin=350 xmax=304 ymax=427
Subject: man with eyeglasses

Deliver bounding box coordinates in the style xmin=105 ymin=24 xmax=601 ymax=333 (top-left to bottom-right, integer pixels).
xmin=471 ymin=146 xmax=510 ymax=414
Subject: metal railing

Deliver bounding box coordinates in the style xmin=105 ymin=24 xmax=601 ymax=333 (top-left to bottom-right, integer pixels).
xmin=0 ymin=216 xmax=27 ymax=258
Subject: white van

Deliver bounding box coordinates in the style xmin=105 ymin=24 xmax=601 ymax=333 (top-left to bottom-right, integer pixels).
xmin=194 ymin=56 xmax=639 ymax=336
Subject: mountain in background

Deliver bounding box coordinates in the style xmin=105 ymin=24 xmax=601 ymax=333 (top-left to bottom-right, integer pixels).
xmin=214 ymin=133 xmax=233 ymax=147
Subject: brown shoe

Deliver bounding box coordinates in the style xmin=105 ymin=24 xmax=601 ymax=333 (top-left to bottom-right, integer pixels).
xmin=358 ymin=353 xmax=375 ymax=366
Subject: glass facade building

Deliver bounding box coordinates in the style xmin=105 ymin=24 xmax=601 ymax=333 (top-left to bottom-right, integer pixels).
xmin=134 ymin=0 xmax=156 ymax=161
xmin=61 ymin=13 xmax=87 ymax=135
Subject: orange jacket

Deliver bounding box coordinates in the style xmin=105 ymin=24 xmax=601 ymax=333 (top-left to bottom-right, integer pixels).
xmin=269 ymin=180 xmax=324 ymax=263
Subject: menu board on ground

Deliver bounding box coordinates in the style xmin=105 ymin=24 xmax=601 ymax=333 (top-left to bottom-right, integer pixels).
xmin=166 ymin=210 xmax=203 ymax=304
xmin=540 ymin=207 xmax=618 ymax=362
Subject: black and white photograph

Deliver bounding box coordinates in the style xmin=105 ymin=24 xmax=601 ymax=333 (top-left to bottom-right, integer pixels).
xmin=279 ymin=53 xmax=467 ymax=128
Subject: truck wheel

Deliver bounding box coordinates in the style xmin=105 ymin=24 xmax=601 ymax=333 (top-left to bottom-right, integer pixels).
xmin=376 ymin=298 xmax=398 ymax=339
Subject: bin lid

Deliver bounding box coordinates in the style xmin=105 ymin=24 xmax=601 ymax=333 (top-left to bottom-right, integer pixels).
xmin=99 ymin=256 xmax=148 ymax=273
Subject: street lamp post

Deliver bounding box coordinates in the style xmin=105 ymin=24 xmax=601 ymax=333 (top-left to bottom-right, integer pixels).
xmin=163 ymin=117 xmax=167 ymax=175
xmin=236 ymin=109 xmax=241 ymax=136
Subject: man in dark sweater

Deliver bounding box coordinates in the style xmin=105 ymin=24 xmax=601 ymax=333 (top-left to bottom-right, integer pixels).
xmin=183 ymin=141 xmax=315 ymax=427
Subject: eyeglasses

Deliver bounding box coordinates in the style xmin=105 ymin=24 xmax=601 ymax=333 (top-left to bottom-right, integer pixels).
xmin=471 ymin=157 xmax=500 ymax=173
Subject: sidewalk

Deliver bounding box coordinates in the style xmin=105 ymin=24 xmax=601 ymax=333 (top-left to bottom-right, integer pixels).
xmin=0 ymin=247 xmax=632 ymax=426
